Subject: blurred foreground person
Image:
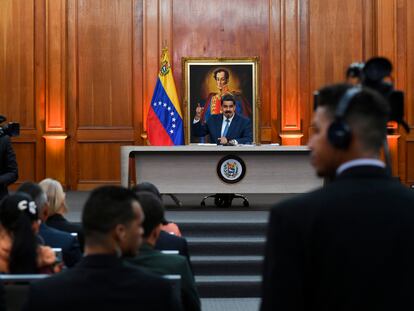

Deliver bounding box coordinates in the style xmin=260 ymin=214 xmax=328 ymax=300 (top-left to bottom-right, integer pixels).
xmin=261 ymin=84 xmax=414 ymax=311
xmin=23 ymin=186 xmax=181 ymax=311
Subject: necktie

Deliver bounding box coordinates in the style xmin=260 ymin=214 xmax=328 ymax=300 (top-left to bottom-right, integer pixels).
xmin=222 ymin=118 xmax=230 ymax=137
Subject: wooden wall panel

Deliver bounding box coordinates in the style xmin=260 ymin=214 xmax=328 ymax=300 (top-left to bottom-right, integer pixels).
xmin=309 ymin=0 xmax=365 ymax=92
xmin=46 ymin=0 xmax=66 ymax=132
xmin=77 ymin=0 xmax=133 ymax=127
xmin=13 ymin=143 xmax=36 ymax=184
xmin=170 ymin=0 xmax=272 ymax=138
xmin=406 ymin=0 xmax=414 ymax=126
xmin=406 ymin=141 xmax=414 ymax=185
xmin=67 ymin=0 xmax=142 ymax=189
xmin=0 ymin=0 xmax=35 ymax=128
xmin=77 ymin=143 xmax=127 ymax=189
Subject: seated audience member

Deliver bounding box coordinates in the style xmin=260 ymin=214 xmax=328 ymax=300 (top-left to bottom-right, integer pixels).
xmin=17 ymin=182 xmax=82 ymax=267
xmin=0 ymin=193 xmax=58 ymax=274
xmin=22 ymin=186 xmax=181 ymax=311
xmin=127 ymin=191 xmax=200 ymax=311
xmin=39 ymin=178 xmax=84 ymax=249
xmin=133 ymin=182 xmax=181 ymax=235
xmin=132 ymin=183 xmax=193 ymax=272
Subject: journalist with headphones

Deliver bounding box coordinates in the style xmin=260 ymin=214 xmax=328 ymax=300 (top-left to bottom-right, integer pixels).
xmin=261 ymin=83 xmax=414 ymax=310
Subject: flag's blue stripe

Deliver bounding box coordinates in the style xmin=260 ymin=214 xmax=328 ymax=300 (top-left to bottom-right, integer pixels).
xmin=150 ymin=79 xmax=184 ymax=145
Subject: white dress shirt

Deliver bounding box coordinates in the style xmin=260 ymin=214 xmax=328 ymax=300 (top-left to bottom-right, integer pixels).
xmin=336 ymin=158 xmax=386 ymax=176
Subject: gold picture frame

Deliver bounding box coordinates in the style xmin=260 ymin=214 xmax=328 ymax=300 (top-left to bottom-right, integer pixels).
xmin=182 ymin=57 xmax=260 ymax=144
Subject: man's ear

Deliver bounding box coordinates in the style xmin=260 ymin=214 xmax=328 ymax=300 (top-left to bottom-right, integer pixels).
xmin=114 ymin=223 xmax=127 ymax=242
xmin=149 ymin=224 xmax=162 ymax=242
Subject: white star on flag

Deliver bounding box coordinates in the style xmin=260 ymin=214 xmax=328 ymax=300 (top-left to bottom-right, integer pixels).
xmin=168 ymin=107 xmax=171 ymax=111
xmin=172 ymin=118 xmax=176 ymax=122
xmin=170 ymin=112 xmax=174 ymax=116
xmin=153 ymin=102 xmax=157 ymax=107
xmin=158 ymin=101 xmax=162 ymax=105
xmin=170 ymin=130 xmax=174 ymax=133
xmin=163 ymin=103 xmax=167 ymax=107
xmin=172 ymin=124 xmax=176 ymax=128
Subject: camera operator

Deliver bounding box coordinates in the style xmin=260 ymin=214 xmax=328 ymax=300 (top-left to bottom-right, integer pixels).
xmin=0 ymin=117 xmax=18 ymax=200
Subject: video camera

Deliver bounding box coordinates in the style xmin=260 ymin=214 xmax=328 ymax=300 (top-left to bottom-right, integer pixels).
xmin=314 ymin=57 xmax=409 ymax=133
xmin=0 ymin=115 xmax=20 ymax=137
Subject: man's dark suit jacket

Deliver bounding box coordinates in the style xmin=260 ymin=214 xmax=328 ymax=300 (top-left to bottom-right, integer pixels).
xmin=155 ymin=231 xmax=193 ymax=272
xmin=192 ymin=114 xmax=252 ymax=144
xmin=261 ymin=165 xmax=414 ymax=311
xmin=39 ymin=223 xmax=82 ymax=267
xmin=46 ymin=214 xmax=84 ymax=250
xmin=23 ymin=254 xmax=182 ymax=311
xmin=0 ymin=135 xmax=18 ymax=200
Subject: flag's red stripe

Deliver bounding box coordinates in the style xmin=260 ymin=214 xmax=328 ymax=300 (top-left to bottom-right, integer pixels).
xmin=147 ymin=108 xmax=174 ymax=146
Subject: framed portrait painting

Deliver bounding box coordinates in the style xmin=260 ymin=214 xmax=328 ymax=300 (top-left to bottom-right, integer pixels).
xmin=182 ymin=57 xmax=260 ymax=144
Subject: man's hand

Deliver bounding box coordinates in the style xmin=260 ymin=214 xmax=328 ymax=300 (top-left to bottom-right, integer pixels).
xmin=218 ymin=137 xmax=228 ymax=145
xmin=194 ymin=103 xmax=204 ymax=121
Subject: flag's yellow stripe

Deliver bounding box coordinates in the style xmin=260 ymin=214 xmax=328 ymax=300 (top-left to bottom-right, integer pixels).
xmin=159 ymin=72 xmax=183 ymax=119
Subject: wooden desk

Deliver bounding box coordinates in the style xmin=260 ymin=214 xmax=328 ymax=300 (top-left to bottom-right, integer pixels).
xmin=120 ymin=145 xmax=322 ymax=193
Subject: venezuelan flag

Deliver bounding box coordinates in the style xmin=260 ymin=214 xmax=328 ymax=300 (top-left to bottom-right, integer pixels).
xmin=147 ymin=48 xmax=184 ymax=145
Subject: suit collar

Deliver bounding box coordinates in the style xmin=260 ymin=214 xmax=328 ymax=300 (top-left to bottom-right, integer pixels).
xmin=336 ymin=165 xmax=390 ymax=180
xmin=78 ymin=254 xmax=123 ymax=269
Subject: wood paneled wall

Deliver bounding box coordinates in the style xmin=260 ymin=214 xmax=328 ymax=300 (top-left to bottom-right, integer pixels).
xmin=1 ymin=0 xmax=413 ymax=189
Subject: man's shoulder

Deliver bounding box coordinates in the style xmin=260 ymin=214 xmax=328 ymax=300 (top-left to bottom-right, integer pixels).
xmin=133 ymin=249 xmax=187 ymax=272
xmin=157 ymin=231 xmax=186 ymax=249
xmin=32 ymin=260 xmax=170 ymax=291
xmin=40 ymin=224 xmax=76 ymax=243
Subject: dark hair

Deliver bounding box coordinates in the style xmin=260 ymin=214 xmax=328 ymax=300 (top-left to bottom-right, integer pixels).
xmin=132 ymin=182 xmax=169 ymax=225
xmin=82 ymin=186 xmax=138 ymax=238
xmin=221 ymin=94 xmax=236 ymax=106
xmin=213 ymin=68 xmax=229 ymax=81
xmin=17 ymin=182 xmax=48 ymax=213
xmin=132 ymin=182 xmax=162 ymax=200
xmin=0 ymin=192 xmax=38 ymax=273
xmin=135 ymin=192 xmax=165 ymax=238
xmin=317 ymin=83 xmax=390 ymax=151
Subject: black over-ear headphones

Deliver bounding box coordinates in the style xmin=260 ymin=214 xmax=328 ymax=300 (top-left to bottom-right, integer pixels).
xmin=327 ymin=86 xmax=362 ymax=149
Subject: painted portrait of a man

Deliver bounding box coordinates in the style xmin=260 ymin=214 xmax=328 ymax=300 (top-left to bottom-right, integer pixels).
xmin=184 ymin=60 xmax=258 ymax=144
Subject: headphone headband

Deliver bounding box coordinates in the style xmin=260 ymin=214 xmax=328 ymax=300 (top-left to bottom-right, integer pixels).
xmin=335 ymin=86 xmax=362 ymax=119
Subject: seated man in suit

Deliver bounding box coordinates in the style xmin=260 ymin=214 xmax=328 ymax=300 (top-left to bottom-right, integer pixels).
xmin=17 ymin=182 xmax=82 ymax=268
xmin=192 ymin=94 xmax=253 ymax=145
xmin=132 ymin=182 xmax=193 ymax=273
xmin=23 ymin=186 xmax=181 ymax=311
xmin=127 ymin=192 xmax=200 ymax=311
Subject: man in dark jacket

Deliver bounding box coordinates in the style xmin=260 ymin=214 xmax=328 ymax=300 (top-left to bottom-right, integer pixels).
xmin=261 ymin=84 xmax=414 ymax=310
xmin=128 ymin=191 xmax=200 ymax=311
xmin=0 ymin=135 xmax=18 ymax=200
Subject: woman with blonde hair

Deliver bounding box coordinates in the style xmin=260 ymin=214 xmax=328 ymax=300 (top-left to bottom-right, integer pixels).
xmin=39 ymin=178 xmax=84 ymax=249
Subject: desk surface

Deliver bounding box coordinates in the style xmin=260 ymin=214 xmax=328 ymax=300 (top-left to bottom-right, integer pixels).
xmin=122 ymin=144 xmax=310 ymax=153
xmin=121 ymin=145 xmax=322 ymax=193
